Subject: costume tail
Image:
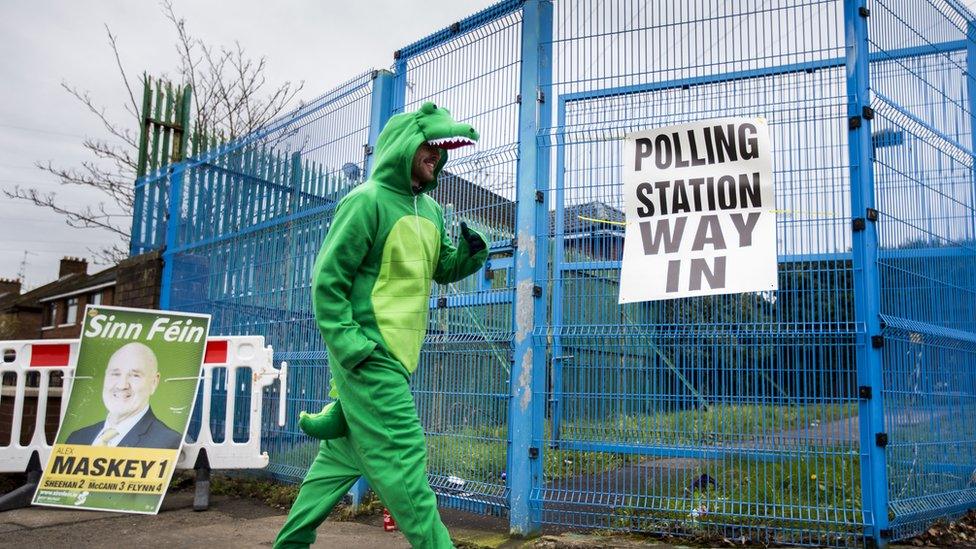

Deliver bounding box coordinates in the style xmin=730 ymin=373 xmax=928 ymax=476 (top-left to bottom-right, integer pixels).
xmin=298 ymin=400 xmax=348 ymax=440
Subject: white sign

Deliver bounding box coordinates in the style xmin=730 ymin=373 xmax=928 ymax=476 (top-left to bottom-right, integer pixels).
xmin=619 ymin=118 xmax=778 ymax=303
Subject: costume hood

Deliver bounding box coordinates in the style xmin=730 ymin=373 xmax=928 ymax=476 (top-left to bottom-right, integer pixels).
xmin=370 ymin=102 xmax=479 ymax=195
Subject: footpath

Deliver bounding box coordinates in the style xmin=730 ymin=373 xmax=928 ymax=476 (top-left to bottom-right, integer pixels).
xmin=2 ymin=474 xmax=967 ymax=548
xmin=0 ymin=491 xmax=405 ymax=548
xmin=0 ymin=488 xmax=677 ymax=549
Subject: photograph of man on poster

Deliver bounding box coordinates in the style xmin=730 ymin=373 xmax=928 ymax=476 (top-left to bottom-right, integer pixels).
xmin=65 ymin=342 xmax=183 ymax=450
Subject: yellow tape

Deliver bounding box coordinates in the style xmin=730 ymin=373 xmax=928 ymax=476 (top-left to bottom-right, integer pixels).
xmin=575 ymin=215 xmax=628 ymax=226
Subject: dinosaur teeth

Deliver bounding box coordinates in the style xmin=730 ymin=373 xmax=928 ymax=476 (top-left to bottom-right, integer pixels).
xmin=427 ymin=136 xmax=475 ymax=150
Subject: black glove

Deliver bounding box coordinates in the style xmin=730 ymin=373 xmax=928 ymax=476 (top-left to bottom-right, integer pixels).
xmin=460 ymin=221 xmax=486 ymax=254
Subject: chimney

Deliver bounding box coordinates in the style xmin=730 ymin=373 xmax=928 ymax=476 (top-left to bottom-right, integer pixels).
xmin=59 ymin=257 xmax=88 ymax=278
xmin=0 ymin=278 xmax=20 ymax=296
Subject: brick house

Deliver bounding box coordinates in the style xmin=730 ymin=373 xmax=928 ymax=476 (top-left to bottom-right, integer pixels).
xmin=37 ymin=257 xmax=116 ymax=339
xmin=0 ymin=279 xmax=39 ymax=340
xmin=0 ymin=252 xmax=162 ymax=340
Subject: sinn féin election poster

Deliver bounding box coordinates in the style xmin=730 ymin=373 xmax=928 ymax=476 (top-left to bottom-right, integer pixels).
xmin=33 ymin=306 xmax=211 ymax=514
xmin=619 ymin=118 xmax=778 ymax=303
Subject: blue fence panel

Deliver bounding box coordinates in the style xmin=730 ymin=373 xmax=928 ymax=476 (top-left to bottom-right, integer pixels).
xmin=867 ymin=0 xmax=976 ymax=541
xmin=140 ymin=0 xmax=976 ymax=545
xmin=391 ymin=0 xmax=524 ymax=514
xmin=539 ymin=1 xmax=862 ymax=545
xmin=164 ymin=71 xmax=376 ymax=482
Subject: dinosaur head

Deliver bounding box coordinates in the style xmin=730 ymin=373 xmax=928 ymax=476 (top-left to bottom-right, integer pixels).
xmin=415 ymin=102 xmax=480 ymax=150
xmin=371 ymin=101 xmax=479 ymax=194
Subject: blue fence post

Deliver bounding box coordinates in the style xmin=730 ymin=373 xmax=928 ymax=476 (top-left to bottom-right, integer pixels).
xmin=508 ymin=0 xmax=552 ymax=537
xmin=367 ymin=69 xmax=395 ymax=173
xmin=844 ymin=1 xmax=889 ymax=545
xmin=159 ymin=165 xmax=185 ymax=310
xmin=967 ymin=22 xmax=976 ymax=242
xmin=392 ymin=56 xmax=408 ymax=114
xmin=344 ymin=68 xmax=396 ymax=511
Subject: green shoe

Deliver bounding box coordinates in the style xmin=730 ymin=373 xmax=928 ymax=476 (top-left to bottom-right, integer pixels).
xmin=298 ymin=400 xmax=348 ymax=440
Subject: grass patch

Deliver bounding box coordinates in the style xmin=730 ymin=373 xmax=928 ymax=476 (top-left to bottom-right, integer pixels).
xmin=561 ymin=402 xmax=859 ymax=446
xmin=427 ymin=425 xmax=506 ymax=485
xmin=210 ymin=475 xmax=300 ymax=511
xmin=263 ymin=401 xmax=863 ymax=538
xmin=425 ymin=429 xmax=630 ymax=486
xmin=425 ymin=403 xmax=859 ymax=485
xmin=606 ymin=452 xmax=861 ymax=543
xmin=169 ymin=470 xmax=299 ymax=511
xmin=168 ymin=470 xmax=387 ymax=520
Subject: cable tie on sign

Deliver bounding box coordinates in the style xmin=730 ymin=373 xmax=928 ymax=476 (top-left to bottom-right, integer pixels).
xmin=165 ymin=376 xmax=205 ymax=382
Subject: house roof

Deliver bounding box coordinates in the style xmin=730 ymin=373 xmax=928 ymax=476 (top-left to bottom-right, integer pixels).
xmin=430 ymin=171 xmax=515 ymax=231
xmin=432 ymin=171 xmax=625 ymax=237
xmin=0 ymin=265 xmax=118 ymax=313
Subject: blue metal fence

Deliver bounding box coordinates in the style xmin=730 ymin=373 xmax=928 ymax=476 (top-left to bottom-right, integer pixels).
xmin=869 ymin=0 xmax=976 ymax=541
xmin=391 ymin=1 xmax=525 ymax=515
xmin=132 ymin=1 xmax=976 ymax=546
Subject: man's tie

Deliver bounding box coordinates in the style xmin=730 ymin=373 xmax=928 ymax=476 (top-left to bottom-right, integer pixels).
xmin=93 ymin=427 xmax=120 ymax=447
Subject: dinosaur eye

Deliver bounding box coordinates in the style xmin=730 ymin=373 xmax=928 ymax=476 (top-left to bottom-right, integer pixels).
xmin=421 ymin=102 xmax=437 ymax=114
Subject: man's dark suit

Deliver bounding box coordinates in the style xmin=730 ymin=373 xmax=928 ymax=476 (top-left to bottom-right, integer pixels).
xmin=65 ymin=408 xmax=182 ymax=449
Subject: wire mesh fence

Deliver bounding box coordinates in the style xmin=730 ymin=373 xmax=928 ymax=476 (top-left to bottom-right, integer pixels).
xmin=129 ymin=1 xmax=976 ymax=545
xmin=160 ymin=71 xmax=375 ymax=483
xmin=537 ymin=1 xmax=864 ymax=545
xmin=393 ymin=3 xmax=524 ymax=510
xmin=868 ymin=0 xmax=976 ymax=541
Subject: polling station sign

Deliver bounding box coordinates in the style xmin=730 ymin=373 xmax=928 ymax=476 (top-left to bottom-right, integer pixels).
xmin=619 ymin=118 xmax=777 ymax=303
xmin=33 ymin=306 xmax=211 ymax=514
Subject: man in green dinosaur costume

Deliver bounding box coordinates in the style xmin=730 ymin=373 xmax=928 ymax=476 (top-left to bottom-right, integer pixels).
xmin=274 ymin=102 xmax=488 ymax=549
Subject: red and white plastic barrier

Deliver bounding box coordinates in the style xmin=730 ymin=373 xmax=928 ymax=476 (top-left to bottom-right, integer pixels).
xmin=0 ymin=336 xmax=287 ymax=474
xmin=177 ymin=337 xmax=286 ymax=470
xmin=0 ymin=340 xmax=79 ymax=474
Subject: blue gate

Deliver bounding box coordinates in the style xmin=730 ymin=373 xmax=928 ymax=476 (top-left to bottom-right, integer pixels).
xmin=135 ymin=1 xmax=976 ymax=546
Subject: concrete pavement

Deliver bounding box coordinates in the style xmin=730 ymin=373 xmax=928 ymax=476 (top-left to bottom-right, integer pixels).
xmin=0 ymin=492 xmax=411 ymax=548
xmin=0 ymin=487 xmax=682 ymax=549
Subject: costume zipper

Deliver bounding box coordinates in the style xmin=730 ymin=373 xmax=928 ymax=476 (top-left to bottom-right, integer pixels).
xmin=413 ymin=193 xmax=420 ymax=234
xmin=413 ymin=193 xmax=428 ymax=276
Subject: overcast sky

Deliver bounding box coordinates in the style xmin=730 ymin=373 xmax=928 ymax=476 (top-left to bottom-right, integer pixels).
xmin=0 ymin=0 xmax=496 ymax=289
xmin=3 ymin=1 xmax=976 ymax=290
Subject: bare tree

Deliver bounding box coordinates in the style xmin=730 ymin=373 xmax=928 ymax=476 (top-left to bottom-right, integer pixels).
xmin=3 ymin=1 xmax=304 ymax=263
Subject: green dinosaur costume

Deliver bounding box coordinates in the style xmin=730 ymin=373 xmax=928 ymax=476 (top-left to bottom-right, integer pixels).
xmin=274 ymin=102 xmax=488 ymax=549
